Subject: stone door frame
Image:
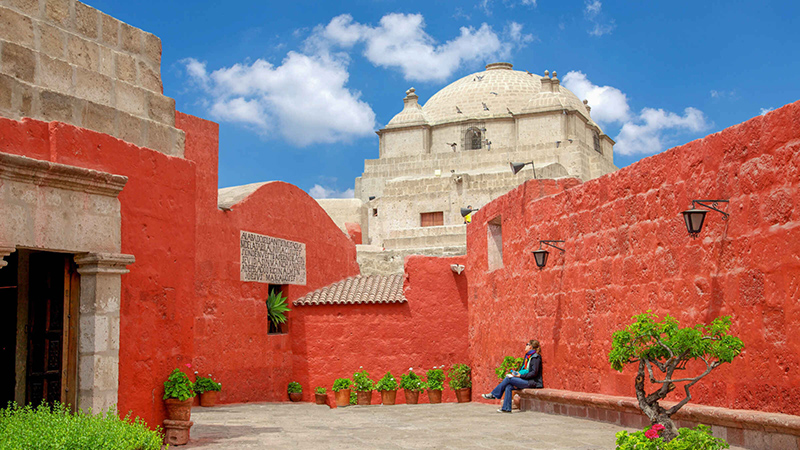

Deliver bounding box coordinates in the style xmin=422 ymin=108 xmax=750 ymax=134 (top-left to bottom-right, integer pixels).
xmin=0 ymin=152 xmax=133 ymax=412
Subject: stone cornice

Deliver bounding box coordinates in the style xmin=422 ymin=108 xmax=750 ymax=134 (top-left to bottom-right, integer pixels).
xmin=0 ymin=153 xmax=128 ymax=198
xmin=0 ymin=246 xmax=15 ymax=269
xmin=75 ymin=252 xmax=136 ymax=274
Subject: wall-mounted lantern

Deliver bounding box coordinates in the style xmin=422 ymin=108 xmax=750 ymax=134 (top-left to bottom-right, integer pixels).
xmin=531 ymin=240 xmax=565 ymax=269
xmin=510 ymin=161 xmax=537 ymax=179
xmin=460 ymin=206 xmax=479 ymax=218
xmin=681 ymin=200 xmax=729 ymax=238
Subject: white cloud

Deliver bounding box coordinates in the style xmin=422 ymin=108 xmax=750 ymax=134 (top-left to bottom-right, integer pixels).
xmin=309 ymin=184 xmax=355 ymax=199
xmin=760 ymin=107 xmax=774 ymax=115
xmin=182 ymin=53 xmax=376 ymax=147
xmin=563 ymin=71 xmax=630 ymax=124
xmin=310 ymin=13 xmax=521 ymax=82
xmin=584 ymin=1 xmax=615 ymax=37
xmin=507 ymin=22 xmax=535 ymax=46
xmin=563 ymin=71 xmax=709 ymax=156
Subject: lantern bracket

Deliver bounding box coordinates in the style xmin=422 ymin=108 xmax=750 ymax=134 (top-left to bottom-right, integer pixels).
xmin=691 ymin=200 xmax=729 ymax=220
xmin=539 ymin=240 xmax=566 ymax=252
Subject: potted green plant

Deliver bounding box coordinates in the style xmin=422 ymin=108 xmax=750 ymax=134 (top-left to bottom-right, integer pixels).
xmin=332 ymin=378 xmax=351 ymax=407
xmin=399 ymin=368 xmax=424 ymax=404
xmin=287 ymin=381 xmax=303 ymax=402
xmin=375 ymin=371 xmax=399 ymax=405
xmin=448 ymin=363 xmax=472 ymax=403
xmin=163 ymin=368 xmax=195 ymax=422
xmin=266 ymin=290 xmax=291 ymax=333
xmin=425 ymin=367 xmax=445 ymax=404
xmin=495 ymin=356 xmax=523 ymax=380
xmin=194 ymin=373 xmax=222 ymax=407
xmin=353 ymin=369 xmax=375 ymax=405
xmin=314 ymin=386 xmax=327 ymax=405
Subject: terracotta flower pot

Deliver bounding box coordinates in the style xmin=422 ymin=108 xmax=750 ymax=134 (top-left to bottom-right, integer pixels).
xmin=335 ymin=389 xmax=351 ymax=407
xmin=315 ymin=393 xmax=327 ymax=405
xmin=427 ymin=389 xmax=442 ymax=404
xmin=164 ymin=398 xmax=193 ymax=421
xmin=404 ymin=389 xmax=420 ymax=404
xmin=455 ymin=387 xmax=472 ymax=403
xmin=200 ymin=391 xmax=218 ymax=407
xmin=380 ymin=390 xmax=397 ymax=405
xmin=289 ymin=392 xmax=303 ymax=402
xmin=356 ymin=390 xmax=373 ymax=405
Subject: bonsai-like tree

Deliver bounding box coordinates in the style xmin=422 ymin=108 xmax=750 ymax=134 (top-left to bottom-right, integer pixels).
xmin=608 ymin=311 xmax=743 ymax=442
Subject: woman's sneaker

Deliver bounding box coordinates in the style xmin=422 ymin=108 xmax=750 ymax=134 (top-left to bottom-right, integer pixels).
xmin=481 ymin=394 xmax=496 ymax=399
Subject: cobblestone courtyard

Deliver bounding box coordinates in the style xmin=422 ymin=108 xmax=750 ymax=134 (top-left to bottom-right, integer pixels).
xmin=184 ymin=402 xmax=635 ymax=449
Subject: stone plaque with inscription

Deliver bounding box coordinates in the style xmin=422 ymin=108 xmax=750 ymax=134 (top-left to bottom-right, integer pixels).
xmin=240 ymin=231 xmax=306 ymax=285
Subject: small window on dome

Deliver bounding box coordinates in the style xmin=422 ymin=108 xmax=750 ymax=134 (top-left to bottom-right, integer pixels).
xmin=466 ymin=128 xmax=482 ymax=150
xmin=593 ymin=131 xmax=602 ymax=154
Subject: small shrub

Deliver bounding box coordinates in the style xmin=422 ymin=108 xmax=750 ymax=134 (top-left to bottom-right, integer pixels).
xmin=332 ymin=378 xmax=351 ymax=392
xmin=616 ymin=424 xmax=729 ymax=450
xmin=425 ymin=368 xmax=445 ymax=391
xmin=447 ymin=363 xmax=471 ymax=390
xmin=399 ymin=369 xmax=424 ymax=391
xmin=349 ymin=391 xmax=357 ymax=405
xmin=352 ymin=369 xmax=375 ymax=392
xmin=266 ymin=290 xmax=291 ymax=329
xmin=194 ymin=373 xmax=221 ymax=394
xmin=314 ymin=387 xmax=326 ymax=395
xmin=495 ymin=356 xmax=523 ymax=380
xmin=0 ymin=402 xmax=163 ymax=450
xmin=163 ymin=368 xmax=194 ymax=401
xmin=287 ymin=382 xmax=302 ymax=394
xmin=375 ymin=372 xmax=398 ymax=391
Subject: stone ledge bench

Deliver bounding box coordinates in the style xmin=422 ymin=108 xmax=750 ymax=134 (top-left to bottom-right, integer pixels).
xmin=518 ymin=388 xmax=800 ymax=450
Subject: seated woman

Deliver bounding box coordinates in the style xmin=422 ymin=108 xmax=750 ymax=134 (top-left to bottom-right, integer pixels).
xmin=482 ymin=339 xmax=543 ymax=412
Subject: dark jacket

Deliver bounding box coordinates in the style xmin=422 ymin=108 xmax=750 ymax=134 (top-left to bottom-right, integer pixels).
xmin=519 ymin=353 xmax=543 ymax=388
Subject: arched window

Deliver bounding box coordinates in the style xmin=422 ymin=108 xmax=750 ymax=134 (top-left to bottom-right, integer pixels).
xmin=465 ymin=128 xmax=482 ymax=150
xmin=593 ymin=131 xmax=602 ymax=154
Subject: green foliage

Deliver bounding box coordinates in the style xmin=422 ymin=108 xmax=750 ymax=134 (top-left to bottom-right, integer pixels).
xmin=349 ymin=392 xmax=357 ymax=405
xmin=375 ymin=372 xmax=399 ymax=391
xmin=194 ymin=374 xmax=221 ymax=394
xmin=314 ymin=386 xmax=326 ymax=395
xmin=447 ymin=363 xmax=472 ymax=390
xmin=163 ymin=368 xmax=194 ymax=401
xmin=287 ymin=382 xmax=302 ymax=394
xmin=332 ymin=378 xmax=351 ymax=392
xmin=495 ymin=356 xmax=523 ymax=380
xmin=0 ymin=402 xmax=164 ymax=450
xmin=266 ymin=291 xmax=291 ymax=328
xmin=616 ymin=424 xmax=729 ymax=450
xmin=609 ymin=312 xmax=743 ymax=373
xmin=352 ymin=369 xmax=375 ymax=391
xmin=425 ymin=368 xmax=445 ymax=391
xmin=399 ymin=370 xmax=425 ymax=391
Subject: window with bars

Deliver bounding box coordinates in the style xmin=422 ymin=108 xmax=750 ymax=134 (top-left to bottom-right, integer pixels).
xmin=420 ymin=211 xmax=444 ymax=227
xmin=593 ymin=131 xmax=602 ymax=154
xmin=465 ymin=128 xmax=482 ymax=150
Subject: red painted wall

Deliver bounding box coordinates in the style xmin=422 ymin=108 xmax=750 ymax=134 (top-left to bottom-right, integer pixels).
xmin=466 ymin=100 xmax=800 ymax=415
xmin=291 ymin=255 xmax=470 ymax=403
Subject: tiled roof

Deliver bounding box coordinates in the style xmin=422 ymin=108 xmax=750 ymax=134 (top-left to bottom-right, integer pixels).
xmin=293 ymin=274 xmax=406 ymax=306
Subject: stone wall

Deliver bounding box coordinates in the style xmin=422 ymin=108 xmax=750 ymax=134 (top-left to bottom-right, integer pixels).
xmin=466 ymin=100 xmax=800 ymax=416
xmin=0 ymin=0 xmax=184 ymax=156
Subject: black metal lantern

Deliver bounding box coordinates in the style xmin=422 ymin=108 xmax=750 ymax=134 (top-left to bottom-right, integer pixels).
xmin=460 ymin=206 xmax=479 ymax=217
xmin=531 ymin=240 xmax=565 ymax=269
xmin=681 ymin=200 xmax=729 ymax=238
xmin=510 ymin=161 xmax=537 ymax=178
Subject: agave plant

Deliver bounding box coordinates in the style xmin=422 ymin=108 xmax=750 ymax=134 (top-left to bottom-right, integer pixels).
xmin=266 ymin=290 xmax=291 ymax=330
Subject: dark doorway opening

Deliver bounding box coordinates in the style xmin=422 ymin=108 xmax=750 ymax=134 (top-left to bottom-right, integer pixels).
xmin=268 ymin=284 xmax=288 ymax=334
xmin=0 ymin=252 xmax=19 ymax=407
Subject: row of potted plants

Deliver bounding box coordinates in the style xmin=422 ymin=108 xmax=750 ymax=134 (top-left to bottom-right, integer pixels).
xmin=322 ymin=365 xmax=471 ymax=407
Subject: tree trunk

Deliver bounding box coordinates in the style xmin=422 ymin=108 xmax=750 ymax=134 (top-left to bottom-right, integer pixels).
xmin=634 ymin=361 xmax=679 ymax=442
xmin=654 ymin=414 xmax=679 ymax=442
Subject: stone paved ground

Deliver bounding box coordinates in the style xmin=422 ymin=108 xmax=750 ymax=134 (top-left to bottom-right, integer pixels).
xmin=183 ymin=402 xmax=636 ymax=449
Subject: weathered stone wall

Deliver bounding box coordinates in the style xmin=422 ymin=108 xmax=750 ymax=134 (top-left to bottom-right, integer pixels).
xmin=315 ymin=197 xmax=368 ymax=239
xmin=0 ymin=0 xmax=184 ymax=156
xmin=467 ymin=100 xmax=800 ymax=416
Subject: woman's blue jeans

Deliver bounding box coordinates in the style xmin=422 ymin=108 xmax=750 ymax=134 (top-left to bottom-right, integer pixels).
xmin=490 ymin=377 xmax=529 ymax=411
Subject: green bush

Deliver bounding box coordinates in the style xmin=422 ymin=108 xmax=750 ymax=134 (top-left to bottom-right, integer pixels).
xmin=0 ymin=402 xmax=164 ymax=450
xmin=495 ymin=356 xmax=523 ymax=380
xmin=314 ymin=387 xmax=326 ymax=395
xmin=399 ymin=370 xmax=424 ymax=391
xmin=375 ymin=372 xmax=398 ymax=391
xmin=287 ymin=382 xmax=302 ymax=394
xmin=425 ymin=368 xmax=445 ymax=391
xmin=194 ymin=374 xmax=221 ymax=394
xmin=332 ymin=378 xmax=351 ymax=392
xmin=616 ymin=424 xmax=729 ymax=449
xmin=266 ymin=290 xmax=291 ymax=329
xmin=349 ymin=392 xmax=357 ymax=405
xmin=447 ymin=363 xmax=471 ymax=390
xmin=163 ymin=368 xmax=194 ymax=401
xmin=352 ymin=369 xmax=375 ymax=392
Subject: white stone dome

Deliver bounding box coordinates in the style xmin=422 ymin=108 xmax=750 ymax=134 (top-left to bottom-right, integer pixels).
xmin=420 ymin=62 xmax=591 ymax=125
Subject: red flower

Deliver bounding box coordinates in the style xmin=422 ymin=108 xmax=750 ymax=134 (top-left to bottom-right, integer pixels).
xmin=652 ymin=424 xmax=665 ymax=432
xmin=645 ymin=429 xmax=659 ymax=439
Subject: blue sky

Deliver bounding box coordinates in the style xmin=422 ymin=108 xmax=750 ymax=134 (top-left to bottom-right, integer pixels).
xmin=86 ymin=0 xmax=800 ymax=198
